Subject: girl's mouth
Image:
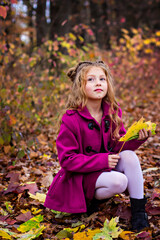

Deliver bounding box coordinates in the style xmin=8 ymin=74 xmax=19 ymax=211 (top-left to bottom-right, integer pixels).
xmin=94 ymin=89 xmax=103 ymax=92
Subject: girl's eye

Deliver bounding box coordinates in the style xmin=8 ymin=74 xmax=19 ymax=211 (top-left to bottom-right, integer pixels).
xmin=100 ymin=78 xmax=106 ymax=81
xmin=87 ymin=78 xmax=94 ymax=81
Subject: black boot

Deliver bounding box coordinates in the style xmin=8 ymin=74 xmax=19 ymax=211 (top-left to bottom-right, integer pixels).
xmin=130 ymin=197 xmax=149 ymax=232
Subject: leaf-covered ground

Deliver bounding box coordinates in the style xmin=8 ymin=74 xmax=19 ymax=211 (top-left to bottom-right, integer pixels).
xmin=0 ymin=65 xmax=160 ymax=240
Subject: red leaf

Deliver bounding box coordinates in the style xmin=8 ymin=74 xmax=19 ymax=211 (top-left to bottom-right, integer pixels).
xmin=151 ymin=188 xmax=160 ymax=200
xmin=0 ymin=6 xmax=7 ymax=19
xmin=6 ymin=172 xmax=20 ymax=183
xmin=0 ymin=215 xmax=8 ymax=222
xmin=87 ymin=29 xmax=94 ymax=36
xmin=115 ymin=204 xmax=131 ymax=220
xmin=5 ymin=217 xmax=17 ymax=225
xmin=61 ymin=19 xmax=67 ymax=26
xmin=4 ymin=182 xmax=20 ymax=194
xmin=4 ymin=182 xmax=38 ymax=195
xmin=120 ymin=17 xmax=126 ymax=23
xmin=137 ymin=231 xmax=152 ymax=240
xmin=146 ymin=203 xmax=160 ymax=215
xmin=20 ymin=182 xmax=39 ymax=194
xmin=16 ymin=211 xmax=33 ymax=222
xmin=11 ymin=0 xmax=17 ymax=3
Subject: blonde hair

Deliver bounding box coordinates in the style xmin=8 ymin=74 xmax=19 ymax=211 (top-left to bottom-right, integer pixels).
xmin=58 ymin=61 xmax=122 ymax=139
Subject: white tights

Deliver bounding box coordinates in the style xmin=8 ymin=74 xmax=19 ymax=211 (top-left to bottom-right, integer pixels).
xmin=95 ymin=150 xmax=144 ymax=200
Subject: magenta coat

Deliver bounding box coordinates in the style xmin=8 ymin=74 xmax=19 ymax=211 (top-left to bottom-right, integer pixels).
xmin=44 ymin=101 xmax=144 ymax=213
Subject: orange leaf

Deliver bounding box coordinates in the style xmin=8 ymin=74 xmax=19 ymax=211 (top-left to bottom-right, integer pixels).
xmin=119 ymin=231 xmax=135 ymax=240
xmin=0 ymin=6 xmax=7 ymax=19
xmin=9 ymin=115 xmax=17 ymax=126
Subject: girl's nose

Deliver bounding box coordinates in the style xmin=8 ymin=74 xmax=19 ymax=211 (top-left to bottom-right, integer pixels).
xmin=95 ymin=79 xmax=101 ymax=85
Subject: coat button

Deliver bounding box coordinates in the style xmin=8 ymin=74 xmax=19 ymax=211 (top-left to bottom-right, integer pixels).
xmin=86 ymin=146 xmax=92 ymax=153
xmin=88 ymin=122 xmax=94 ymax=130
xmin=105 ymin=120 xmax=110 ymax=132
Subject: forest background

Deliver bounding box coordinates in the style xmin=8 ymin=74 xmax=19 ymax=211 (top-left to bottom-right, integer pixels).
xmin=0 ymin=0 xmax=160 ymax=240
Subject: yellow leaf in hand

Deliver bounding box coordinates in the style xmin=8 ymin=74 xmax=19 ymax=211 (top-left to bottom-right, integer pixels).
xmin=119 ymin=118 xmax=156 ymax=142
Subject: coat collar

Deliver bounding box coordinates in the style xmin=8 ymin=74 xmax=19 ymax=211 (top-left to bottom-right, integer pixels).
xmin=77 ymin=100 xmax=110 ymax=120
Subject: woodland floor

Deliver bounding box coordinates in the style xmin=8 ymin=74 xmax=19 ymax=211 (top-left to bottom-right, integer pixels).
xmin=0 ymin=75 xmax=160 ymax=240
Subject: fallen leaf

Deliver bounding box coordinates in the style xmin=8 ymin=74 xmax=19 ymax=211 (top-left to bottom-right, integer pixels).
xmin=119 ymin=230 xmax=135 ymax=240
xmin=93 ymin=217 xmax=123 ymax=239
xmin=28 ymin=192 xmax=46 ymax=203
xmin=56 ymin=230 xmax=73 ymax=239
xmin=0 ymin=228 xmax=13 ymax=240
xmin=17 ymin=214 xmax=43 ymax=233
xmin=41 ymin=172 xmax=54 ymax=187
xmin=16 ymin=225 xmax=45 ymax=240
xmin=151 ymin=188 xmax=160 ymax=200
xmin=16 ymin=211 xmax=33 ymax=222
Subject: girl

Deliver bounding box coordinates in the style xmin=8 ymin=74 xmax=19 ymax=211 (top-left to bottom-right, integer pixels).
xmin=44 ymin=60 xmax=151 ymax=231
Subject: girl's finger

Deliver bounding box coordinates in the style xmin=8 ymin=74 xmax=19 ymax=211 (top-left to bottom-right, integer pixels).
xmin=111 ymin=155 xmax=120 ymax=159
xmin=110 ymin=157 xmax=119 ymax=162
xmin=142 ymin=129 xmax=148 ymax=138
xmin=138 ymin=129 xmax=143 ymax=140
xmin=148 ymin=130 xmax=152 ymax=137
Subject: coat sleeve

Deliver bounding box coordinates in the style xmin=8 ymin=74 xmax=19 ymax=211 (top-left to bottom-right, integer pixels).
xmin=56 ymin=119 xmax=111 ymax=173
xmin=112 ymin=107 xmax=146 ymax=153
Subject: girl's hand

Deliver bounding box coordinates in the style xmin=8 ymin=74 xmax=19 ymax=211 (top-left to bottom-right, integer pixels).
xmin=138 ymin=129 xmax=152 ymax=140
xmin=108 ymin=154 xmax=120 ymax=168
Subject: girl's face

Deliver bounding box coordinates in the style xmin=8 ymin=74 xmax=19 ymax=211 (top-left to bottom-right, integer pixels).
xmin=84 ymin=66 xmax=108 ymax=101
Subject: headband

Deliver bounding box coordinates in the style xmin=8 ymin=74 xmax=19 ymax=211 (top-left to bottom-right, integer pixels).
xmin=68 ymin=60 xmax=106 ymax=82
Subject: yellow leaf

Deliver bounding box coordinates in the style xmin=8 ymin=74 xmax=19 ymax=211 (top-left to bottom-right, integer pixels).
xmin=61 ymin=41 xmax=71 ymax=49
xmin=25 ymin=181 xmax=35 ymax=185
xmin=156 ymin=31 xmax=160 ymax=36
xmin=21 ymin=209 xmax=30 ymax=214
xmin=69 ymin=33 xmax=76 ymax=41
xmin=29 ymin=192 xmax=46 ymax=203
xmin=5 ymin=202 xmax=13 ymax=213
xmin=0 ymin=230 xmax=12 ymax=240
xmin=119 ymin=230 xmax=135 ymax=240
xmin=10 ymin=43 xmax=15 ymax=49
xmin=144 ymin=48 xmax=153 ymax=54
xmin=64 ymin=225 xmax=85 ymax=233
xmin=17 ymin=215 xmax=43 ymax=233
xmin=131 ymin=28 xmax=138 ymax=35
xmin=16 ymin=225 xmax=45 ymax=239
xmin=119 ymin=118 xmax=156 ymax=142
xmin=120 ymin=38 xmax=125 ymax=44
xmin=41 ymin=153 xmax=51 ymax=159
xmin=143 ymin=39 xmax=151 ymax=45
xmin=60 ymin=83 xmax=65 ymax=90
xmin=48 ymin=76 xmax=53 ymax=81
xmin=156 ymin=41 xmax=160 ymax=47
xmin=78 ymin=35 xmax=84 ymax=43
xmin=150 ymin=38 xmax=156 ymax=43
xmin=31 ymin=207 xmax=42 ymax=215
xmin=121 ymin=28 xmax=129 ymax=34
xmin=73 ymin=229 xmax=100 ymax=240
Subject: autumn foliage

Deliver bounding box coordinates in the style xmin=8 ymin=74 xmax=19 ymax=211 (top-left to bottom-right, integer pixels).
xmin=0 ymin=2 xmax=160 ymax=240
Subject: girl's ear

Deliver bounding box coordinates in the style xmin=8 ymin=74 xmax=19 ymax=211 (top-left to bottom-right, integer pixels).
xmin=67 ymin=67 xmax=76 ymax=82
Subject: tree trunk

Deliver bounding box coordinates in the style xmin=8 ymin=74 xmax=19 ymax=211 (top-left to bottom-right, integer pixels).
xmin=90 ymin=0 xmax=110 ymax=49
xmin=36 ymin=0 xmax=47 ymax=46
xmin=49 ymin=0 xmax=72 ymax=40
